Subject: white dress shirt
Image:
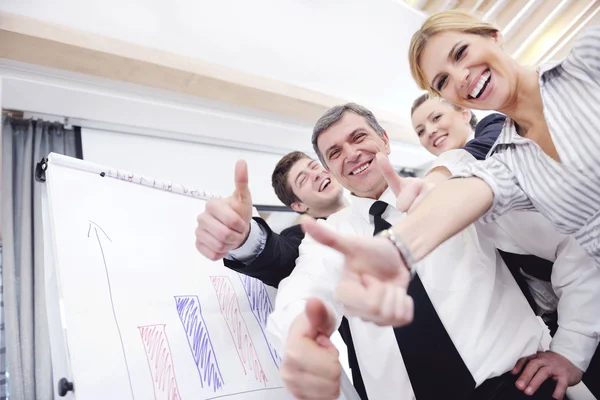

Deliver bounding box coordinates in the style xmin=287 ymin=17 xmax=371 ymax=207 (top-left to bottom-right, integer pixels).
xmin=267 ymin=186 xmax=545 ymax=400
xmin=431 ymin=149 xmax=600 ymax=371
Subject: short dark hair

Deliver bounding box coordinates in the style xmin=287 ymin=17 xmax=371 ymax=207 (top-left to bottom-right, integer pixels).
xmin=411 ymin=93 xmax=478 ymax=130
xmin=312 ymin=103 xmax=385 ymax=167
xmin=271 ymin=151 xmax=311 ymax=208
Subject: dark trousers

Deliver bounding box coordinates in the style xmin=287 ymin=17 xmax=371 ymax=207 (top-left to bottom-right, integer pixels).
xmin=501 ymin=251 xmax=599 ymax=398
xmin=474 ymin=371 xmax=568 ymax=400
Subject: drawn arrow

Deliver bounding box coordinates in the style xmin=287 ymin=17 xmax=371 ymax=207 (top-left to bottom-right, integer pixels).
xmin=87 ymin=221 xmax=135 ymax=399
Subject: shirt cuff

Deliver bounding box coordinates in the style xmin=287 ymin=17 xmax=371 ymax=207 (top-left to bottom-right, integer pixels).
xmin=226 ymin=219 xmax=267 ymax=264
xmin=267 ymin=300 xmax=308 ymax=344
xmin=426 ymin=149 xmax=477 ymax=176
xmin=550 ymin=326 xmax=600 ymax=372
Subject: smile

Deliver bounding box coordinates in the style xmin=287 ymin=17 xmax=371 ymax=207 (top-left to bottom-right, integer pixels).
xmin=350 ymin=161 xmax=372 ymax=176
xmin=468 ymin=70 xmax=491 ymax=99
xmin=319 ymin=178 xmax=331 ymax=192
xmin=433 ymin=135 xmax=448 ymax=148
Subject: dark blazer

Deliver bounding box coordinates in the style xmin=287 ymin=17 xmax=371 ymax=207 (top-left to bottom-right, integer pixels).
xmin=465 ymin=113 xmax=507 ymax=159
xmin=223 ymin=217 xmax=303 ymax=288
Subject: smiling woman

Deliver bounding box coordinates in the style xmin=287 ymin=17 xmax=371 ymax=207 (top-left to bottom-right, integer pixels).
xmin=410 ymin=93 xmax=477 ymax=156
xmin=383 ymin=9 xmax=600 ymax=264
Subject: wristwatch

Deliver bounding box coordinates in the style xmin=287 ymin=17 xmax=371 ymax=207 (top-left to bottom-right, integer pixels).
xmin=377 ymin=227 xmax=415 ymax=272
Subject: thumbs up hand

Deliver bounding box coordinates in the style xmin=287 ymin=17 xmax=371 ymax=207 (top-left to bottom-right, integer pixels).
xmin=281 ymin=299 xmax=342 ymax=400
xmin=227 ymin=159 xmax=253 ymax=224
xmin=195 ymin=160 xmax=254 ymax=261
xmin=375 ymin=153 xmax=434 ymax=214
xmin=301 ymin=218 xmax=413 ymax=327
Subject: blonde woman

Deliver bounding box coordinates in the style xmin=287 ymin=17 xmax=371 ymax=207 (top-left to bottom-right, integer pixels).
xmin=397 ymin=10 xmax=600 ymax=269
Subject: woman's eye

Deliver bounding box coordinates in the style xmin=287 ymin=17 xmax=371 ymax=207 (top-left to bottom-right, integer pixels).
xmin=436 ymin=76 xmax=447 ymax=91
xmin=455 ymin=45 xmax=467 ymax=61
xmin=417 ymin=129 xmax=424 ymax=137
xmin=433 ymin=114 xmax=441 ymax=122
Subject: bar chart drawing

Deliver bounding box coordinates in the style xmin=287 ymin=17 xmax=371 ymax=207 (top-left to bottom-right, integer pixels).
xmin=175 ymin=295 xmax=225 ymax=392
xmin=210 ymin=276 xmax=268 ymax=386
xmin=138 ymin=324 xmax=182 ymax=400
xmin=237 ymin=273 xmax=282 ymax=368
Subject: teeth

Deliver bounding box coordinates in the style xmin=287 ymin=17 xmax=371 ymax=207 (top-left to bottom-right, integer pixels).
xmin=434 ymin=135 xmax=447 ymax=147
xmin=351 ymin=162 xmax=370 ymax=175
xmin=470 ymin=71 xmax=491 ymax=98
xmin=319 ymin=179 xmax=330 ymax=192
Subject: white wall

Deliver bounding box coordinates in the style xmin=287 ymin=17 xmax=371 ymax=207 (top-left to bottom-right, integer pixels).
xmin=0 ymin=59 xmax=434 ymax=172
xmin=1 ymin=0 xmax=444 ymax=205
xmin=0 ymin=0 xmax=429 ymax=131
xmin=81 ymin=127 xmax=287 ymax=205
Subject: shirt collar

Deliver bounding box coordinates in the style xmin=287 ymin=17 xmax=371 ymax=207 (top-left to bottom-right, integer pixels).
xmin=349 ymin=186 xmax=397 ymax=223
xmin=488 ymin=60 xmax=563 ymax=154
xmin=538 ymin=60 xmax=562 ymax=80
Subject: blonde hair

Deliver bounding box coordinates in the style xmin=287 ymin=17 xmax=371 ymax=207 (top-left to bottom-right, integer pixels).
xmin=409 ymin=10 xmax=499 ymax=92
xmin=411 ymin=92 xmax=478 ymax=130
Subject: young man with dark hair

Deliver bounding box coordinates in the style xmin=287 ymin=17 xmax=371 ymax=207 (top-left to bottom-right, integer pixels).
xmin=195 ymin=151 xmax=346 ymax=287
xmin=195 ymin=150 xmax=372 ymax=398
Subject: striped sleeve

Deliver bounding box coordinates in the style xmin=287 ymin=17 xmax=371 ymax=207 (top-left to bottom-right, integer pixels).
xmin=564 ymin=26 xmax=600 ymax=80
xmin=451 ymin=158 xmax=534 ymax=223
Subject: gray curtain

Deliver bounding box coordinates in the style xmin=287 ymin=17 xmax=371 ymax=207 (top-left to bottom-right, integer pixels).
xmin=0 ymin=245 xmax=6 ymax=400
xmin=1 ymin=117 xmax=77 ymax=400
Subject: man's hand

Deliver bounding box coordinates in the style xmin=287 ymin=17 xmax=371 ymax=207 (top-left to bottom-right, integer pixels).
xmin=375 ymin=152 xmax=434 ymax=213
xmin=195 ymin=160 xmax=253 ymax=260
xmin=301 ymin=218 xmax=413 ymax=326
xmin=512 ymin=351 xmax=583 ymax=400
xmin=281 ymin=299 xmax=341 ymax=400
xmin=337 ymin=270 xmax=413 ymax=327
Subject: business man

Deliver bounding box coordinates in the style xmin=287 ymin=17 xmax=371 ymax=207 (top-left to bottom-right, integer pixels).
xmin=267 ymin=103 xmax=567 ymax=400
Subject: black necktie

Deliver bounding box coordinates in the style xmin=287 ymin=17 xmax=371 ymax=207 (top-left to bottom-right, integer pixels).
xmin=369 ymin=200 xmax=475 ymax=400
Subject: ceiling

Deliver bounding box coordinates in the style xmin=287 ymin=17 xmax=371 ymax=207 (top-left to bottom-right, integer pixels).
xmin=404 ymin=0 xmax=600 ymax=67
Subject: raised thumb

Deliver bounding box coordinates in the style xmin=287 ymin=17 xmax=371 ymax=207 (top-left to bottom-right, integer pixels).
xmin=375 ymin=152 xmax=404 ymax=197
xmin=233 ymin=159 xmax=252 ymax=205
xmin=305 ymin=298 xmax=335 ymax=337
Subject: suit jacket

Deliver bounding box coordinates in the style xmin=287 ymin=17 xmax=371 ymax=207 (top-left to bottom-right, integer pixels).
xmin=223 ymin=217 xmax=303 ymax=288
